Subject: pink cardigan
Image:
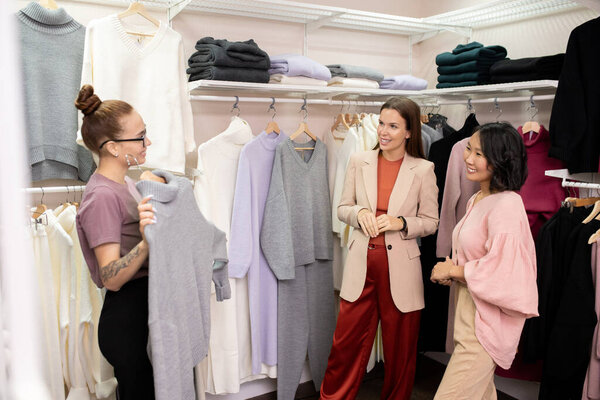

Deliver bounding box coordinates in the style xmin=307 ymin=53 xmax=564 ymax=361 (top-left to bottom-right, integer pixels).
xmin=452 ymin=191 xmax=539 ymax=369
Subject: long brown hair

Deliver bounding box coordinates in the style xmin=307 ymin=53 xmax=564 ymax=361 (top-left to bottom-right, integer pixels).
xmin=379 ymin=97 xmax=425 ymax=159
xmin=74 ymin=84 xmax=134 ymax=154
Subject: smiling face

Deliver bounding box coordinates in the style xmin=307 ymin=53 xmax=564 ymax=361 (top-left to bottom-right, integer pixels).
xmin=377 ymin=108 xmax=410 ymax=158
xmin=464 ymin=131 xmax=493 ymax=186
xmin=116 ymin=110 xmax=151 ymax=166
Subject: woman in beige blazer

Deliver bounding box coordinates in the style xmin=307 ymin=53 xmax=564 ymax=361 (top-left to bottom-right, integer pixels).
xmin=320 ymin=97 xmax=439 ymax=400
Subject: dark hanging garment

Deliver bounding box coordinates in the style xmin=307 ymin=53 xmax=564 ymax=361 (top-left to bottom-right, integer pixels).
xmin=549 ymin=17 xmax=600 ymax=173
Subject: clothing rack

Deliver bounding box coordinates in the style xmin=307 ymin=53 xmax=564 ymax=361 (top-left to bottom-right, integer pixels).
xmin=190 ymin=94 xmax=555 ymax=108
xmin=545 ymin=169 xmax=600 ymax=190
xmin=24 ymin=185 xmax=86 ymax=194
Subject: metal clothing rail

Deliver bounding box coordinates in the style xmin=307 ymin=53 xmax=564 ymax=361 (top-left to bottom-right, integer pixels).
xmin=24 ymin=185 xmax=86 ymax=195
xmin=189 ymin=95 xmax=383 ymax=107
xmin=190 ymin=94 xmax=555 ymax=107
xmin=545 ymin=169 xmax=600 ymax=190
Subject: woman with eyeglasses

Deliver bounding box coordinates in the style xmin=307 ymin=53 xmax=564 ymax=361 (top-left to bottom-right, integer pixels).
xmin=74 ymin=84 xmax=158 ymax=399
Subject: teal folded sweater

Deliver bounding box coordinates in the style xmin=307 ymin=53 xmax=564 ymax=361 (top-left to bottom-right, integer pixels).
xmin=436 ymin=44 xmax=507 ymax=66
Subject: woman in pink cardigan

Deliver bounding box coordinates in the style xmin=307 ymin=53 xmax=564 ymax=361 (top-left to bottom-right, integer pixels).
xmin=431 ymin=122 xmax=539 ymax=399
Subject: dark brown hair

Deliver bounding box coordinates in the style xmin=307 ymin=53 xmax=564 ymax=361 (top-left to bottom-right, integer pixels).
xmin=477 ymin=122 xmax=528 ymax=192
xmin=379 ymin=97 xmax=425 ymax=159
xmin=74 ymin=85 xmax=134 ymax=154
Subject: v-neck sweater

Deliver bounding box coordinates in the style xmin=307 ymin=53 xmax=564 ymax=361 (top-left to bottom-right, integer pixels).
xmin=77 ymin=14 xmax=195 ymax=174
xmin=261 ymin=138 xmax=333 ymax=280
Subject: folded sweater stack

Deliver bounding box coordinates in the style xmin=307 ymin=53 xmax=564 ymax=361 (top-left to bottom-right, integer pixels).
xmin=326 ymin=64 xmax=383 ymax=88
xmin=187 ymin=37 xmax=270 ymax=83
xmin=489 ymin=54 xmax=565 ymax=83
xmin=436 ymin=42 xmax=507 ymax=88
xmin=268 ymin=54 xmax=331 ymax=85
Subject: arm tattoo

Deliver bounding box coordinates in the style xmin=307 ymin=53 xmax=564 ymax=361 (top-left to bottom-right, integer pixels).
xmin=100 ymin=242 xmax=143 ymax=283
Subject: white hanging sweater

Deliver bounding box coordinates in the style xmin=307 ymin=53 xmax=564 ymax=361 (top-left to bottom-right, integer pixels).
xmin=43 ymin=210 xmax=75 ymax=394
xmin=30 ymin=224 xmax=65 ymax=400
xmin=193 ymin=117 xmax=266 ymax=394
xmin=77 ymin=14 xmax=195 ymax=173
xmin=54 ymin=205 xmax=117 ymax=399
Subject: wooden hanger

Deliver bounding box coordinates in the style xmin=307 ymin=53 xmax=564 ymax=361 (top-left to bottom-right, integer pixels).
xmin=290 ymin=122 xmax=316 ymax=149
xmin=118 ymin=1 xmax=159 ymax=37
xmin=39 ymin=0 xmax=58 ymax=10
xmin=32 ymin=188 xmax=48 ymax=219
xmin=350 ymin=113 xmax=361 ymax=127
xmin=331 ymin=113 xmax=350 ymax=132
xmin=564 ymin=197 xmax=600 ymax=208
xmin=582 ymin=200 xmax=600 ymax=223
xmin=265 ymin=120 xmax=280 ymax=134
xmin=522 ymin=121 xmax=541 ymax=134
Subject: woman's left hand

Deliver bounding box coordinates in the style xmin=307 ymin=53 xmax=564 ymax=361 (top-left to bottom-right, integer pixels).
xmin=431 ymin=257 xmax=455 ymax=283
xmin=376 ymin=214 xmax=405 ymax=232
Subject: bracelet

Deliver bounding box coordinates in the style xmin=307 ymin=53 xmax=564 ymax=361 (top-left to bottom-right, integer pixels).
xmin=397 ymin=216 xmax=407 ymax=232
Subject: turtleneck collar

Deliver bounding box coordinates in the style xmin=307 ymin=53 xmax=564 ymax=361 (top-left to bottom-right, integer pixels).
xmin=17 ymin=2 xmax=82 ymax=34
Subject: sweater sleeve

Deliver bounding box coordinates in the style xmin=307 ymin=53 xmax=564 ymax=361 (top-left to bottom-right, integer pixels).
xmin=464 ymin=206 xmax=539 ymax=318
xmin=260 ymin=148 xmax=296 ymax=280
xmin=211 ymin=226 xmax=231 ymax=302
xmin=228 ymin=152 xmax=253 ymax=278
xmin=178 ymin=38 xmax=196 ymax=154
xmin=400 ymin=162 xmax=439 ymax=240
xmin=437 ymin=142 xmax=464 ymax=257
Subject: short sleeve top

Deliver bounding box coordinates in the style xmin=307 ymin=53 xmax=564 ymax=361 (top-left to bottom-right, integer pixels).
xmin=76 ymin=173 xmax=148 ymax=288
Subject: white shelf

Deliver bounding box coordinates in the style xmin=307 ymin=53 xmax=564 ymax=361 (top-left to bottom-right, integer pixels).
xmin=74 ymin=0 xmax=584 ymax=38
xmin=188 ymin=79 xmax=558 ymax=102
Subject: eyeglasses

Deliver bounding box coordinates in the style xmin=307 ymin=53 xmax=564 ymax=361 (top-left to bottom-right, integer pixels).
xmin=99 ymin=135 xmax=146 ymax=150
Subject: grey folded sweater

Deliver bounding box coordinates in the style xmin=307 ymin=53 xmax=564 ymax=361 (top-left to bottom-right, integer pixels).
xmin=136 ymin=170 xmax=231 ymax=400
xmin=326 ymin=64 xmax=384 ymax=83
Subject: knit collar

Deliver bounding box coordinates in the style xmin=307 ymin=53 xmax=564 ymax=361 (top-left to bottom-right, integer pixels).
xmin=257 ymin=130 xmax=286 ymax=151
xmin=135 ymin=170 xmax=179 ymax=204
xmin=18 ymin=2 xmax=82 ymax=34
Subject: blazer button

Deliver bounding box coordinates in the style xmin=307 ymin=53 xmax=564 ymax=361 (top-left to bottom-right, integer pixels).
xmin=387 ymin=245 xmax=392 ymax=250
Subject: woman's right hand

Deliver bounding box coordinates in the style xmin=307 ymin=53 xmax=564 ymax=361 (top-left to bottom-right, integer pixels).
xmin=357 ymin=208 xmax=379 ymax=238
xmin=138 ymin=195 xmax=156 ymax=243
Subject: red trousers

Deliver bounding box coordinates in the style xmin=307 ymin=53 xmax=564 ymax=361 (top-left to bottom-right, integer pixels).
xmin=320 ymin=244 xmax=421 ymax=400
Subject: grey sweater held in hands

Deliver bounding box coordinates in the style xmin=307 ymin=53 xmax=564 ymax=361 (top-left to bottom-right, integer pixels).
xmin=136 ymin=170 xmax=231 ymax=400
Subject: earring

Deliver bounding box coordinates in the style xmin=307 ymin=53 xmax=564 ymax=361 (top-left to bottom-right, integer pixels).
xmin=113 ymin=152 xmax=119 ymax=157
xmin=125 ymin=154 xmax=132 ymax=167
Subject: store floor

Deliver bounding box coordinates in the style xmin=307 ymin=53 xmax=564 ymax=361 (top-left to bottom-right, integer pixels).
xmin=293 ymin=353 xmax=520 ymax=400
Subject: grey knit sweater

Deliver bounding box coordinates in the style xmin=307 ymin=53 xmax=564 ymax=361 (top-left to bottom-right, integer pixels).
xmin=17 ymin=2 xmax=94 ymax=182
xmin=136 ymin=170 xmax=231 ymax=400
xmin=260 ymin=138 xmax=333 ymax=280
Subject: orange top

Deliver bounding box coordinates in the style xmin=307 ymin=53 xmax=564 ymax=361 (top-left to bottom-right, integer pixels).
xmin=370 ymin=154 xmax=404 ymax=245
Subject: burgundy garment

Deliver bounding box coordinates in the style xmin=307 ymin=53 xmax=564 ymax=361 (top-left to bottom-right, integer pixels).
xmin=517 ymin=125 xmax=567 ymax=239
xmin=320 ymin=245 xmax=420 ymax=400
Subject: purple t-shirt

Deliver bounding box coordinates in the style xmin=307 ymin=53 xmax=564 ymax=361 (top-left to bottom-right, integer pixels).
xmin=76 ymin=173 xmax=148 ymax=288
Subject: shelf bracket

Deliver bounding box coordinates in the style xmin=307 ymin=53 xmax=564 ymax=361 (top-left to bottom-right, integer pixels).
xmin=167 ymin=0 xmax=191 ymax=21
xmin=306 ymin=12 xmax=345 ymax=32
xmin=409 ymin=31 xmax=441 ymax=45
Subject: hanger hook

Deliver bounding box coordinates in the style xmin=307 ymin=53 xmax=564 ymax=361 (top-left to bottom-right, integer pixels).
xmin=467 ymin=98 xmax=474 ymax=113
xmin=527 ymin=95 xmax=539 ymax=120
xmin=491 ymin=98 xmax=502 ymax=120
xmin=268 ymin=97 xmax=277 ymax=120
xmin=231 ymin=96 xmax=240 ymax=117
xmin=300 ymin=98 xmax=308 ymax=121
xmin=40 ymin=186 xmax=45 ymax=205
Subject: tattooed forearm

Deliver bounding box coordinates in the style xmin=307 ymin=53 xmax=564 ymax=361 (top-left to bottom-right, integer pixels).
xmin=100 ymin=242 xmax=143 ymax=283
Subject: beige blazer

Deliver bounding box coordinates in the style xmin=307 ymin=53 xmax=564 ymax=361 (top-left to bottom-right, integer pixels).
xmin=338 ymin=150 xmax=439 ymax=312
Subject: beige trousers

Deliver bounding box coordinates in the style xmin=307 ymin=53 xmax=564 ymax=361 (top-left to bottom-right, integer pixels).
xmin=434 ymin=283 xmax=497 ymax=400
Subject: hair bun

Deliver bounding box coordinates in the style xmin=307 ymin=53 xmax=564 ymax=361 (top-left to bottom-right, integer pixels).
xmin=75 ymin=84 xmax=102 ymax=116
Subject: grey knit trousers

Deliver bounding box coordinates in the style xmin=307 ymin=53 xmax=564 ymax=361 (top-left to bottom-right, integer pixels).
xmin=277 ymin=260 xmax=336 ymax=400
